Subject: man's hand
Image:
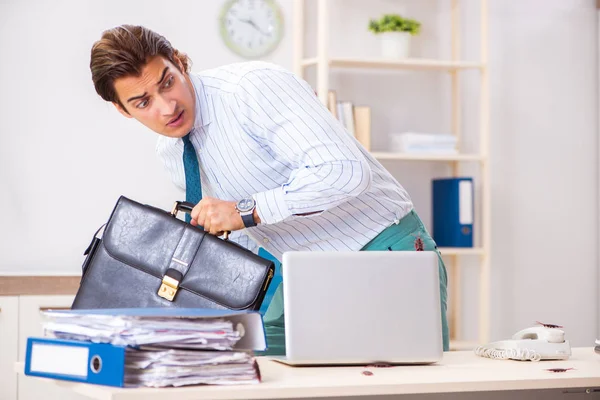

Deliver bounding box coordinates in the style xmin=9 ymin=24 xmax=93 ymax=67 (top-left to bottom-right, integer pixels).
xmin=190 ymin=197 xmax=244 ymax=235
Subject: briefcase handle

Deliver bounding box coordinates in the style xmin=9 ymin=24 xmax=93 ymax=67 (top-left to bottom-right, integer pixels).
xmin=170 ymin=201 xmax=231 ymax=240
xmin=171 ymin=201 xmax=195 ymax=216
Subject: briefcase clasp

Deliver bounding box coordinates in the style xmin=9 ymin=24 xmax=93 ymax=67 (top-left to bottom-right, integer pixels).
xmin=158 ymin=275 xmax=180 ymax=301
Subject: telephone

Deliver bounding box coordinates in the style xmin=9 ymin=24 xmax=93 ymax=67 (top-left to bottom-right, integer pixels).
xmin=474 ymin=326 xmax=571 ymax=361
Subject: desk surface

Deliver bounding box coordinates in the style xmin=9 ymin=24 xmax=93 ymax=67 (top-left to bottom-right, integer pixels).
xmin=16 ymin=347 xmax=600 ymax=400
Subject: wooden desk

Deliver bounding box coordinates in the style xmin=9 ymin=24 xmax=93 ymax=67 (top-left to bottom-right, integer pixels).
xmin=15 ymin=347 xmax=600 ymax=400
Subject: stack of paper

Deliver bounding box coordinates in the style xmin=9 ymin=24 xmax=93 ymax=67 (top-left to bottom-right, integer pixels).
xmin=42 ymin=312 xmax=242 ymax=349
xmin=389 ymin=132 xmax=458 ymax=154
xmin=124 ymin=347 xmax=259 ymax=387
xmin=26 ymin=308 xmax=266 ymax=388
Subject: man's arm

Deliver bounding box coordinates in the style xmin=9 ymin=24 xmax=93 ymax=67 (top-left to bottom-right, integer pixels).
xmin=235 ymin=66 xmax=372 ymax=225
xmin=191 ymin=65 xmax=371 ymax=234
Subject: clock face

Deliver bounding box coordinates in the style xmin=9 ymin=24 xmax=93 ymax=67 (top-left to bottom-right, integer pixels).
xmin=220 ymin=0 xmax=284 ymax=58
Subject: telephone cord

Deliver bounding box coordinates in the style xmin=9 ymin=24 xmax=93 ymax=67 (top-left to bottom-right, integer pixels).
xmin=474 ymin=346 xmax=542 ymax=361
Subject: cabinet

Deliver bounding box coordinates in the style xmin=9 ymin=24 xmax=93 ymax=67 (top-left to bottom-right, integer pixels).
xmin=293 ymin=0 xmax=491 ymax=348
xmin=17 ymin=295 xmax=88 ymax=400
xmin=0 ymin=294 xmax=88 ymax=400
xmin=0 ymin=296 xmax=19 ymax=400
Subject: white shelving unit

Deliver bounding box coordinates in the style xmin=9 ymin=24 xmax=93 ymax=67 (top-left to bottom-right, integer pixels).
xmin=293 ymin=0 xmax=491 ymax=349
xmin=301 ymin=57 xmax=485 ymax=71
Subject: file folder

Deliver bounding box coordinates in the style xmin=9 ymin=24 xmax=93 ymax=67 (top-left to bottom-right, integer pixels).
xmin=25 ymin=337 xmax=127 ymax=387
xmin=42 ymin=307 xmax=267 ymax=351
xmin=432 ymin=177 xmax=474 ymax=247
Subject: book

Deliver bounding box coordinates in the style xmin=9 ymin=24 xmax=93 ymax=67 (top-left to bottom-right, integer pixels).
xmin=353 ymin=106 xmax=371 ymax=150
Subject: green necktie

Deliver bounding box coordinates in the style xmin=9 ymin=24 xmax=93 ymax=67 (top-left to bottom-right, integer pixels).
xmin=182 ymin=133 xmax=201 ymax=224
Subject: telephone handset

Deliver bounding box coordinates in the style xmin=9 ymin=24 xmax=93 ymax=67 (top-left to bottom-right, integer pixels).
xmin=475 ymin=326 xmax=571 ymax=361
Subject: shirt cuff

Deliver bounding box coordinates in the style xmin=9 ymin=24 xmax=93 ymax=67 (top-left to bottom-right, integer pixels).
xmin=253 ymin=187 xmax=293 ymax=225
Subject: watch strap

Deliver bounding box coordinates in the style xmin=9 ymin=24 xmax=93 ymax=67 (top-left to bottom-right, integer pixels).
xmin=241 ymin=212 xmax=257 ymax=228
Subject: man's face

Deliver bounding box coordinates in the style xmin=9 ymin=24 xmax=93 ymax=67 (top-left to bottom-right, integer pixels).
xmin=113 ymin=56 xmax=195 ymax=138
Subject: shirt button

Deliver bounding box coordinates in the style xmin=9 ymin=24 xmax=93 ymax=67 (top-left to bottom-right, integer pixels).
xmin=263 ymin=238 xmax=269 ymax=244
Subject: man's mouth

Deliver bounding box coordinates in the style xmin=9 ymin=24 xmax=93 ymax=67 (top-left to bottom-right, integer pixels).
xmin=167 ymin=110 xmax=184 ymax=126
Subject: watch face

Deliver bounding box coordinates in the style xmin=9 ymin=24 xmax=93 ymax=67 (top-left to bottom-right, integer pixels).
xmin=237 ymin=198 xmax=256 ymax=212
xmin=219 ymin=0 xmax=284 ymax=59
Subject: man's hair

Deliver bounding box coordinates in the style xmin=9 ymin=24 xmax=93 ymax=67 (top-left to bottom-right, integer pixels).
xmin=90 ymin=25 xmax=191 ymax=110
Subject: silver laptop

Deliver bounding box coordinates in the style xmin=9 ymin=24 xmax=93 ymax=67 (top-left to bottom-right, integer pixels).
xmin=272 ymin=251 xmax=443 ymax=365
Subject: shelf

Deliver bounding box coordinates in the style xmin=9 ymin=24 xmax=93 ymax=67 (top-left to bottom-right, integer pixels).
xmin=297 ymin=0 xmax=492 ymax=347
xmin=371 ymin=152 xmax=484 ymax=162
xmin=301 ymin=57 xmax=319 ymax=67
xmin=302 ymin=57 xmax=485 ymax=72
xmin=438 ymin=247 xmax=485 ymax=256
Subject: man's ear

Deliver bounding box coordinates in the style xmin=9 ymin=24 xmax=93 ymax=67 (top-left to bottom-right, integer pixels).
xmin=113 ymin=102 xmax=133 ymax=119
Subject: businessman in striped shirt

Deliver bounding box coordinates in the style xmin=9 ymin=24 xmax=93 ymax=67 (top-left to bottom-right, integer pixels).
xmin=89 ymin=25 xmax=449 ymax=354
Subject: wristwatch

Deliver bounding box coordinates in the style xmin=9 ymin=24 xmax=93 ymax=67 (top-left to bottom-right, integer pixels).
xmin=236 ymin=197 xmax=257 ymax=228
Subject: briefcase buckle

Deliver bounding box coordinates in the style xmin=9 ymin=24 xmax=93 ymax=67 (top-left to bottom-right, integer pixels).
xmin=158 ymin=275 xmax=180 ymax=301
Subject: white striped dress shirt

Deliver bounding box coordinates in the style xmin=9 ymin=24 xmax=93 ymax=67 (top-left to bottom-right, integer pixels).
xmin=156 ymin=61 xmax=413 ymax=260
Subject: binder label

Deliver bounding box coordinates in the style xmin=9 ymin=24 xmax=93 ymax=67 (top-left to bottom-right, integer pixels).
xmin=459 ymin=180 xmax=473 ymax=225
xmin=30 ymin=343 xmax=89 ymax=377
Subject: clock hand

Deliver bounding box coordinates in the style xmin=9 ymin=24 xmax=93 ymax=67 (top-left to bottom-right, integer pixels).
xmin=248 ymin=19 xmax=269 ymax=36
xmin=236 ymin=17 xmax=269 ymax=36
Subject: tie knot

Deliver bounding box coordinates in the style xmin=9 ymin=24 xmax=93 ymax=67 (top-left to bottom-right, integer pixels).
xmin=182 ymin=132 xmax=193 ymax=145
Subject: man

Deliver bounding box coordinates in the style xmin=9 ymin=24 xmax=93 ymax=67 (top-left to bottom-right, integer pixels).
xmin=90 ymin=24 xmax=449 ymax=355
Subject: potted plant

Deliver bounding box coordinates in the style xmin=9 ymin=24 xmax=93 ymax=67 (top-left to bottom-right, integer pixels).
xmin=369 ymin=14 xmax=421 ymax=59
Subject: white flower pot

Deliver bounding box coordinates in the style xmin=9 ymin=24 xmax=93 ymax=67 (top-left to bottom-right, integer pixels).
xmin=379 ymin=31 xmax=411 ymax=59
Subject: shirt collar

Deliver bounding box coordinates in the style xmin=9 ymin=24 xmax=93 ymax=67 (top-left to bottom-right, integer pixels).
xmin=189 ymin=73 xmax=212 ymax=129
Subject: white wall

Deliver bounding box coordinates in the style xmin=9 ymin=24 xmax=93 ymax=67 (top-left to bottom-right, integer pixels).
xmin=0 ymin=0 xmax=597 ymax=346
xmin=488 ymin=0 xmax=598 ymax=347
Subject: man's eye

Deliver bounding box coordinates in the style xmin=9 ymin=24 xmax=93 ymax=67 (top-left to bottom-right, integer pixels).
xmin=164 ymin=76 xmax=174 ymax=88
xmin=137 ymin=99 xmax=149 ymax=109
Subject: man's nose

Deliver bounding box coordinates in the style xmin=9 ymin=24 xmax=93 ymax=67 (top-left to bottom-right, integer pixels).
xmin=157 ymin=95 xmax=177 ymax=116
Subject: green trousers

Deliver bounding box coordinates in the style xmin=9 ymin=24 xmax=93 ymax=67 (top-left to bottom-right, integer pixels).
xmin=259 ymin=209 xmax=449 ymax=356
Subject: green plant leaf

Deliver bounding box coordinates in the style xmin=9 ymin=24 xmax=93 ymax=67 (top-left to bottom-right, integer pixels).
xmin=367 ymin=14 xmax=421 ymax=35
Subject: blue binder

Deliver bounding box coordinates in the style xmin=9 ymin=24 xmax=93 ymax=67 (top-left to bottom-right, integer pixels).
xmin=432 ymin=177 xmax=474 ymax=247
xmin=24 ymin=337 xmax=126 ymax=387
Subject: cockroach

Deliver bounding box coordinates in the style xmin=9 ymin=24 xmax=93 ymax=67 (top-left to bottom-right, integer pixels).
xmin=361 ymin=362 xmax=393 ymax=376
xmin=546 ymin=368 xmax=574 ymax=373
xmin=413 ymin=235 xmax=424 ymax=251
xmin=366 ymin=363 xmax=393 ymax=368
xmin=536 ymin=321 xmax=563 ymax=329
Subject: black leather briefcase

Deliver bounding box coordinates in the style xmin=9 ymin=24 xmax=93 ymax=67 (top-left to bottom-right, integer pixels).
xmin=72 ymin=196 xmax=275 ymax=311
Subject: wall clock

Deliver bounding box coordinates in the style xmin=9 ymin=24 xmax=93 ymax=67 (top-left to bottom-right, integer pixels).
xmin=220 ymin=0 xmax=284 ymax=58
